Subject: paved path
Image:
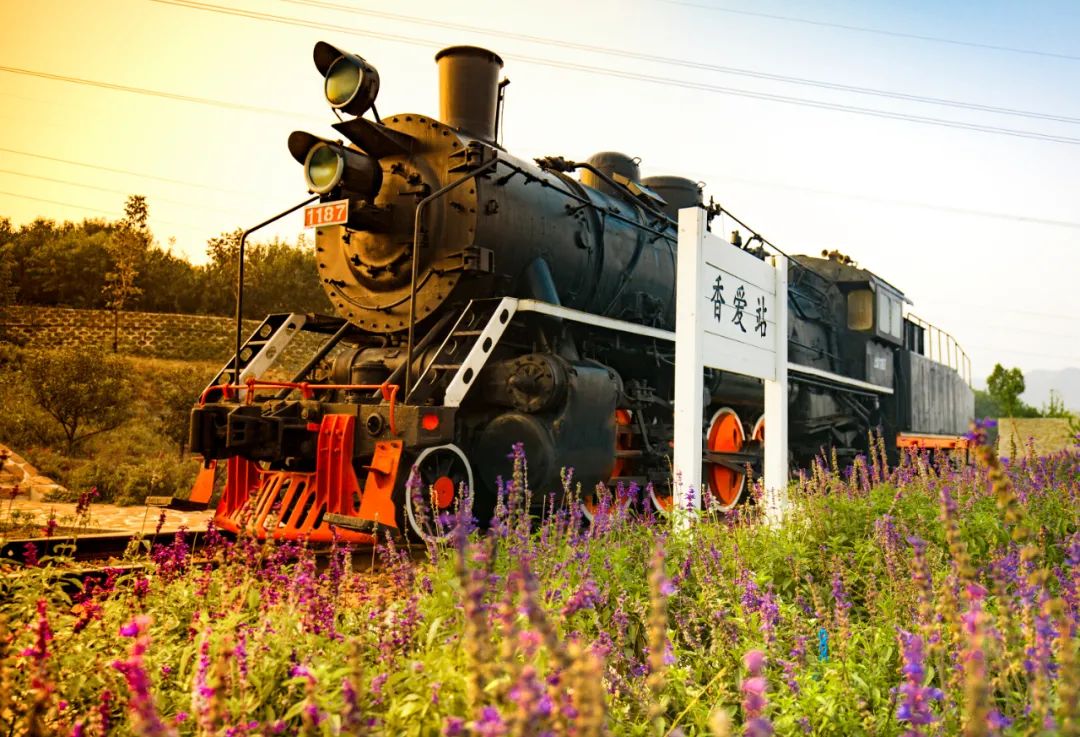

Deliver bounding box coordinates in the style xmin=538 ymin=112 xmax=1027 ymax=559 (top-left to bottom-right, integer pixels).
xmin=1 ymin=498 xmax=211 ymax=536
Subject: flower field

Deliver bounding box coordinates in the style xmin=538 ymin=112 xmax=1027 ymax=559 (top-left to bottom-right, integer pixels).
xmin=1 ymin=431 xmax=1078 ymax=736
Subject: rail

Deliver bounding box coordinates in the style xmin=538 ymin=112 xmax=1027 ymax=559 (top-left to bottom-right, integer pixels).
xmin=200 ymin=379 xmax=399 ymax=435
xmin=906 ymin=313 xmax=972 ymax=386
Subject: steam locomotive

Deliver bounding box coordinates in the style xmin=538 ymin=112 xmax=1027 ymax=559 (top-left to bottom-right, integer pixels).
xmin=188 ymin=43 xmax=975 ymax=542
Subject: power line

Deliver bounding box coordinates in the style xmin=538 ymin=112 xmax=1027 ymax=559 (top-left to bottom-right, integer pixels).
xmin=916 ymin=298 xmax=1080 ymax=321
xmin=0 ymin=146 xmax=252 ymax=195
xmin=0 ymin=190 xmax=213 ymax=231
xmin=0 ymin=65 xmax=317 ymax=121
xmin=0 ymin=168 xmax=246 ymax=215
xmin=516 ymin=56 xmax=1080 ymax=146
xmin=0 ymin=190 xmax=258 ymax=234
xmin=680 ymin=168 xmax=1080 ymax=231
xmin=656 ymin=0 xmax=1080 ymax=63
xmin=0 ymin=190 xmax=118 ymax=217
xmin=966 ymin=344 xmax=1080 ymax=362
xmin=145 ymin=0 xmax=1080 ymax=146
xmin=284 ymin=0 xmax=1080 ymax=126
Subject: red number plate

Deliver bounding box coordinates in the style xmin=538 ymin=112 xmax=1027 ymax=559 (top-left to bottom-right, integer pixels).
xmin=303 ymin=199 xmax=349 ymax=228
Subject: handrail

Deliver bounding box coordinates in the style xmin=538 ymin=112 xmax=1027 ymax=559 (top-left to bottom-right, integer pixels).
xmin=232 ymin=196 xmax=319 ymax=387
xmin=906 ymin=313 xmax=972 ymax=386
xmin=405 ymin=154 xmax=501 ymax=398
xmin=200 ymin=379 xmax=399 ymax=435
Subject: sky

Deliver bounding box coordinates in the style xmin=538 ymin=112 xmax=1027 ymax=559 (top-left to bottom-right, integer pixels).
xmin=1 ymin=0 xmax=1078 ymax=386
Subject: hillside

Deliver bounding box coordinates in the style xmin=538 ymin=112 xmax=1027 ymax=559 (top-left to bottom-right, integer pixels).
xmin=1021 ymin=367 xmax=1080 ymax=411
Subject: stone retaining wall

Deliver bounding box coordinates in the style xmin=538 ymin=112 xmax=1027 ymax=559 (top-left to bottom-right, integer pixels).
xmin=0 ymin=444 xmax=64 ymax=502
xmin=0 ymin=305 xmax=326 ymax=365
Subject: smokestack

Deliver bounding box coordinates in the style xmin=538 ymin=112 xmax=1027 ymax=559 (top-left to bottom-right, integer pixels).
xmin=435 ymin=46 xmax=503 ymax=141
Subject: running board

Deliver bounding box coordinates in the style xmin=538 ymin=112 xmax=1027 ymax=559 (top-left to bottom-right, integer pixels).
xmin=440 ymin=297 xmax=893 ymax=408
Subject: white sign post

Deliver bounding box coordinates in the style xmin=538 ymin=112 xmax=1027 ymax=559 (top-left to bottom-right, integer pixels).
xmin=673 ymin=207 xmax=788 ymax=523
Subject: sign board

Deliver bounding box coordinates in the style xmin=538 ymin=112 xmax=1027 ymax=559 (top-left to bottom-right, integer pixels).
xmin=303 ymin=199 xmax=349 ymax=228
xmin=673 ymin=207 xmax=788 ymax=521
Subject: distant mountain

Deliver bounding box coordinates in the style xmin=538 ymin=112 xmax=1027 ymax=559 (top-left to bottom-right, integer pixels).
xmin=1021 ymin=368 xmax=1080 ymax=412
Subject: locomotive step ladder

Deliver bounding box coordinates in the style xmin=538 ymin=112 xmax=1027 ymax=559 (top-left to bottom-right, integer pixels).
xmin=202 ymin=313 xmax=308 ymax=403
xmin=406 ymin=299 xmax=513 ymax=405
xmin=157 ymin=314 xmax=310 ymax=514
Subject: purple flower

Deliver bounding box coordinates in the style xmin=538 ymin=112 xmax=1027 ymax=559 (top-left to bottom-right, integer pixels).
xmin=562 ymin=579 xmax=601 ymax=617
xmin=23 ymin=542 xmax=39 ymax=568
xmin=472 ymin=705 xmax=507 ymax=737
xmin=743 ymin=649 xmax=766 ymax=675
xmin=894 ymin=631 xmax=941 ymax=734
xmin=443 ymin=716 xmax=465 ymax=736
xmin=111 ymin=616 xmax=176 ymax=737
xmin=745 ymin=717 xmax=774 ymax=737
xmin=740 ymin=648 xmax=772 ymax=736
xmin=987 ymin=710 xmax=1012 ymax=732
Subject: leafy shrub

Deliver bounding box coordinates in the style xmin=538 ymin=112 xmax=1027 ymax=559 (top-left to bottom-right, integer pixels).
xmin=63 ymin=453 xmax=199 ymax=506
xmin=23 ymin=346 xmax=134 ymax=454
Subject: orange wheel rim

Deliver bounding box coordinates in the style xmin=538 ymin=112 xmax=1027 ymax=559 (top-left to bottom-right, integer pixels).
xmin=432 ymin=476 xmax=455 ymax=509
xmin=611 ymin=409 xmax=634 ymax=479
xmin=752 ymin=415 xmax=765 ymax=442
xmin=706 ymin=408 xmax=745 ymax=507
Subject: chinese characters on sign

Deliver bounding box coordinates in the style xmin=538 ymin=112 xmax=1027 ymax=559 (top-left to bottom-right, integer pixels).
xmin=707 ymin=273 xmax=768 ymax=339
xmin=675 ymin=207 xmax=788 ymax=526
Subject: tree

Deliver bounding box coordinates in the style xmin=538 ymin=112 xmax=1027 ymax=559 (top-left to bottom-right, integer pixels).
xmin=986 ymin=364 xmax=1027 ymax=418
xmin=25 ymin=347 xmax=134 ymax=454
xmin=1042 ymin=390 xmax=1073 ymax=419
xmin=136 ymin=237 xmax=202 ymax=314
xmin=104 ymin=195 xmax=150 ymax=351
xmin=973 ymin=389 xmax=1001 ymax=419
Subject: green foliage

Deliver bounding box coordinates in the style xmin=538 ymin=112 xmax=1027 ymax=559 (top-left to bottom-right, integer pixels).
xmin=0 ymin=200 xmax=333 ymax=318
xmin=63 ymin=452 xmax=198 ymax=506
xmin=973 ymin=388 xmax=1001 ymax=419
xmin=199 ymin=229 xmax=332 ymax=318
xmin=986 ymin=363 xmax=1040 ymax=418
xmin=0 ymin=352 xmax=210 ymax=503
xmin=1 ymin=447 xmax=1077 ymax=736
xmin=23 ymin=346 xmax=135 ymax=454
xmin=1042 ymin=389 xmax=1074 ymax=419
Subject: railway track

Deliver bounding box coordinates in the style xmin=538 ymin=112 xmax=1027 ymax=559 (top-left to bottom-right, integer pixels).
xmin=1 ymin=526 xmax=428 ymax=590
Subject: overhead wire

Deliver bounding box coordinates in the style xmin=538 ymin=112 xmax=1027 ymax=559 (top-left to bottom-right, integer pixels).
xmin=142 ymin=0 xmax=1080 ymax=146
xmin=0 ymin=190 xmax=208 ymax=231
xmin=655 ymin=0 xmax=1080 ymax=63
xmin=658 ymin=164 xmax=1080 ymax=231
xmin=0 ymin=169 xmax=248 ymax=214
xmin=0 ymin=191 xmax=118 ymax=217
xmin=1 ymin=0 xmax=1076 ymax=257
xmin=0 ymin=64 xmax=317 ymax=120
xmin=283 ymin=0 xmax=1080 ymax=126
xmin=0 ymin=146 xmax=255 ymax=195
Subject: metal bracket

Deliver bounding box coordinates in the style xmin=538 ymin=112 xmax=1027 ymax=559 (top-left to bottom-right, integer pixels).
xmin=462 ymin=246 xmax=494 ymax=273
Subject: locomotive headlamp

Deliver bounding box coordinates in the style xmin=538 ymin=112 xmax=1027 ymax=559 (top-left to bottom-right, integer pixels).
xmin=288 ymin=131 xmax=382 ymax=198
xmin=305 ymin=143 xmax=343 ymax=193
xmin=313 ymin=41 xmax=380 ymax=116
